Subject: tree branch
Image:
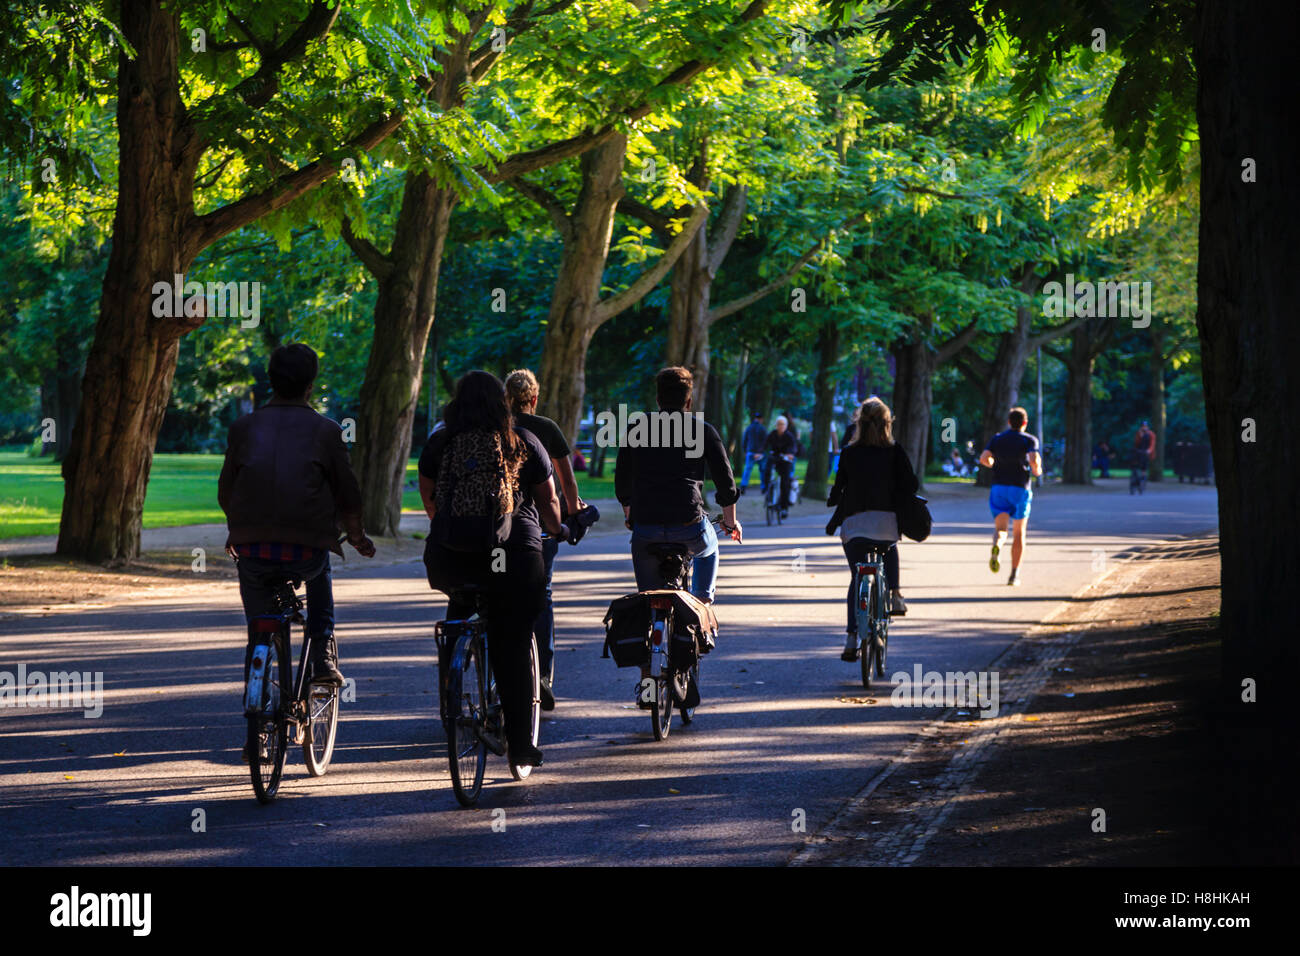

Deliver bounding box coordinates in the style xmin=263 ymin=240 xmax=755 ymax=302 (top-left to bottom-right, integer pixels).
xmin=705 ymin=184 xmax=747 ymax=276
xmin=593 ymin=204 xmax=709 ymax=323
xmin=231 ymin=3 xmax=340 ymax=110
xmin=934 ymin=318 xmax=981 ymax=364
xmin=707 ymin=209 xmax=868 ymax=322
xmin=185 ymin=95 xmax=420 ymax=259
xmin=484 ymin=0 xmax=771 ymax=183
xmin=618 ymin=195 xmax=672 ymax=235
xmin=508 ymin=177 xmax=572 ymax=241
xmin=340 ymin=218 xmax=394 ymax=279
xmin=1027 ymin=313 xmax=1088 ymax=349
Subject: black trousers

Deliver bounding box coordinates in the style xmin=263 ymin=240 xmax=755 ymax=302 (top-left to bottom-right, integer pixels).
xmin=842 ymin=537 xmax=900 ymax=633
xmin=425 ymin=540 xmax=547 ymax=753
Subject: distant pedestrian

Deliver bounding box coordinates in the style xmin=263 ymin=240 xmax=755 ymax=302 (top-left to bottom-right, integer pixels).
xmin=738 ymin=413 xmax=766 ymax=494
xmin=978 ymin=407 xmax=1042 ymax=586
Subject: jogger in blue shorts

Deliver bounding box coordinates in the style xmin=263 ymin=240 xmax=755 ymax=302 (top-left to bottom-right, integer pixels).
xmin=978 ymin=407 xmax=1042 ymax=586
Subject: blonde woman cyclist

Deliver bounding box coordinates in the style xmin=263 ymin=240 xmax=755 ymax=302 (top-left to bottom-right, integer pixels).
xmin=826 ymin=397 xmax=919 ymax=662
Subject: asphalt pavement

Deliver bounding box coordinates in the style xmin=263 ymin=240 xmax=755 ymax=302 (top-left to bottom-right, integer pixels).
xmin=0 ymin=478 xmax=1217 ymax=865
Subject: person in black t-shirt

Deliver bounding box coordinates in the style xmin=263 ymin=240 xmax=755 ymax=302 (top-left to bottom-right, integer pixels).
xmin=417 ymin=370 xmax=565 ymax=769
xmin=615 ymin=367 xmax=742 ymax=607
xmin=978 ymin=406 xmax=1042 ymax=586
xmin=505 ymin=368 xmax=586 ymax=711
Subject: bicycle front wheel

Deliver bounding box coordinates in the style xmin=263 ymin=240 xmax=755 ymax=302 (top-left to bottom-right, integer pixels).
xmin=302 ymin=682 xmax=339 ymax=776
xmin=447 ymin=636 xmax=488 ymax=807
xmin=248 ymin=638 xmax=289 ymax=804
xmin=510 ymin=635 xmax=542 ymax=780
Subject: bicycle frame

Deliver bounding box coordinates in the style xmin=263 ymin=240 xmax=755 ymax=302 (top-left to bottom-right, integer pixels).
xmin=245 ymin=585 xmax=316 ymax=741
xmin=854 ymin=551 xmax=890 ymax=635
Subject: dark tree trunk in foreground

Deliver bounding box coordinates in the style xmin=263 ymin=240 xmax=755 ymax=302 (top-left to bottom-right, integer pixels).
xmin=1148 ymin=324 xmax=1167 ymax=481
xmin=804 ymin=320 xmax=840 ymax=500
xmin=1195 ymin=0 xmax=1299 ymax=863
xmin=351 ymin=175 xmax=456 ymax=536
xmin=57 ymin=2 xmax=201 ymax=561
xmin=536 ymin=135 xmax=628 ymax=444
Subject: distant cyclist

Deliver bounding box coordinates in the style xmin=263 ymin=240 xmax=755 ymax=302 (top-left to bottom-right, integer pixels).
xmin=764 ymin=415 xmax=797 ymax=517
xmin=826 ymin=397 xmax=919 ymax=661
xmin=978 ymin=407 xmax=1042 ymax=587
xmin=1133 ymin=421 xmax=1156 ymax=475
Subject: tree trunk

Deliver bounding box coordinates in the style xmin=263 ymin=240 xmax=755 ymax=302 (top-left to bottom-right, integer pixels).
xmin=57 ymin=1 xmax=202 ymax=562
xmin=1195 ymin=0 xmax=1300 ymax=864
xmin=665 ymin=226 xmax=714 ymax=409
xmin=725 ymin=347 xmax=750 ymax=465
xmin=353 ymin=175 xmax=455 ymax=536
xmin=537 ymin=135 xmax=627 ymax=442
xmin=1148 ymin=324 xmax=1167 ymax=482
xmin=890 ymin=338 xmax=936 ymax=489
xmin=804 ymin=320 xmax=840 ymax=500
xmin=1060 ymin=327 xmax=1094 ymax=485
xmin=39 ymin=338 xmax=81 ymax=461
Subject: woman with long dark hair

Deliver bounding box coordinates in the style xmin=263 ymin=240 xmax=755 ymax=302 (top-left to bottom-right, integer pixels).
xmin=418 ymin=370 xmax=565 ymax=767
xmin=826 ymin=397 xmax=919 ymax=662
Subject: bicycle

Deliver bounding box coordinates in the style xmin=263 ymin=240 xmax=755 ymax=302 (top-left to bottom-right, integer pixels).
xmin=847 ymin=544 xmax=891 ymax=689
xmin=436 ymin=585 xmax=541 ymax=807
xmin=765 ymin=453 xmax=794 ymax=526
xmin=605 ymin=515 xmax=731 ymax=740
xmin=1130 ymin=450 xmax=1150 ymax=495
xmin=243 ymin=575 xmax=341 ymax=804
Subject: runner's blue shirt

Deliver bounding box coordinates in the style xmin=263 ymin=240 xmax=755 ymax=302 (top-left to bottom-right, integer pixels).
xmin=984 ymin=429 xmax=1040 ymax=487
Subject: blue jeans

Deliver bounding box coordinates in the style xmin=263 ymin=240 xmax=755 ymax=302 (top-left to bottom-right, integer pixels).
xmin=830 ymin=451 xmax=841 ymax=476
xmin=237 ymin=552 xmax=334 ymax=638
xmin=739 ymin=453 xmax=763 ymax=488
xmin=533 ymin=535 xmax=560 ymax=680
xmin=630 ymin=517 xmax=718 ymax=603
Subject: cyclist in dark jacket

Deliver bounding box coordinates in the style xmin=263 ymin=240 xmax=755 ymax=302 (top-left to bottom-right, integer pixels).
xmin=739 ymin=414 xmax=767 ymax=494
xmin=219 ymin=344 xmax=375 ymax=694
xmin=764 ymin=416 xmax=798 ymax=512
xmin=826 ymin=397 xmax=918 ymax=661
xmin=614 ymin=366 xmax=742 ymax=605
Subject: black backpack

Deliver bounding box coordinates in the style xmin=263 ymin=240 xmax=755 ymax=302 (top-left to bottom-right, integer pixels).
xmin=432 ymin=429 xmax=516 ymax=552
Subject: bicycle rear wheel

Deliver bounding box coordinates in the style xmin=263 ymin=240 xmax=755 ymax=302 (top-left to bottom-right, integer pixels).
xmin=651 ymin=675 xmax=673 ymax=740
xmin=248 ymin=637 xmax=289 ymax=803
xmin=860 ymin=578 xmax=877 ymax=689
xmin=510 ymin=635 xmax=542 ymax=780
xmin=302 ymin=682 xmax=339 ymax=776
xmin=447 ymin=635 xmax=488 ymax=807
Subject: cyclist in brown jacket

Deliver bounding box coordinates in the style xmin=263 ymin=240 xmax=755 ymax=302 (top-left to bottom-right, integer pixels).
xmin=219 ymin=344 xmax=375 ymax=694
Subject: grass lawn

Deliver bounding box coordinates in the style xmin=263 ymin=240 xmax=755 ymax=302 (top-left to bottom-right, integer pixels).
xmin=1 ymin=451 xmax=624 ymax=540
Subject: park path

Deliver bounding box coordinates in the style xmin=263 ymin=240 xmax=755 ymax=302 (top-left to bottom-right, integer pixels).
xmin=0 ymin=479 xmax=1217 ymax=865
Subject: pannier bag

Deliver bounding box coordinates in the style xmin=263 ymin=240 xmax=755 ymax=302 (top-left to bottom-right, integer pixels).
xmin=603 ymin=589 xmax=718 ymax=668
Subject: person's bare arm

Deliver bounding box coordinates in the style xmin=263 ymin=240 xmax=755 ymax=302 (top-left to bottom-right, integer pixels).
xmin=721 ymin=503 xmax=742 ymax=543
xmin=1029 ymin=451 xmax=1043 ymax=477
xmin=979 ymin=449 xmax=996 ymax=469
xmin=535 ymin=477 xmax=564 ymax=537
xmin=552 ymin=454 xmax=581 ymax=514
xmin=419 ymin=475 xmax=437 ymax=520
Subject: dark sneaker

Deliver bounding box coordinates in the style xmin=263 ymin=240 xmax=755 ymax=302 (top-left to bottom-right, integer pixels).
xmin=511 ymin=743 xmax=543 ymax=768
xmin=309 ymin=635 xmax=344 ymax=686
xmin=1007 ymin=568 xmax=1021 ymax=587
xmin=539 ymin=676 xmax=555 ymax=711
xmin=841 ymin=633 xmax=858 ymax=662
